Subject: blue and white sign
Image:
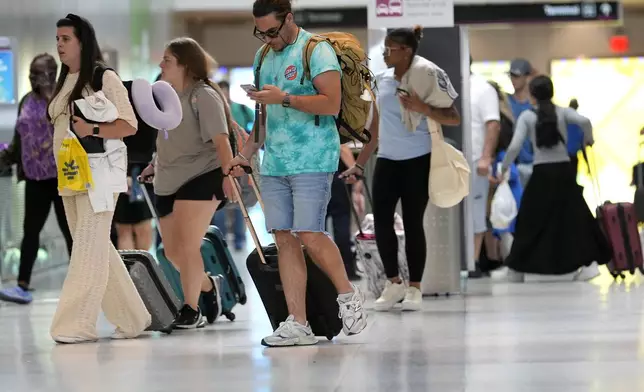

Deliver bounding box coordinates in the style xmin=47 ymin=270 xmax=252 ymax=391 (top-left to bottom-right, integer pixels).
xmin=0 ymin=49 xmax=15 ymax=104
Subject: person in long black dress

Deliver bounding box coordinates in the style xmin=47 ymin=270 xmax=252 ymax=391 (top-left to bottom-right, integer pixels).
xmin=496 ymin=75 xmax=611 ymax=278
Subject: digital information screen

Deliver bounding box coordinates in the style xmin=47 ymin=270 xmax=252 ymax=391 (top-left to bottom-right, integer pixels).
xmin=551 ymin=56 xmax=644 ymax=206
xmin=0 ymin=49 xmax=15 ymax=104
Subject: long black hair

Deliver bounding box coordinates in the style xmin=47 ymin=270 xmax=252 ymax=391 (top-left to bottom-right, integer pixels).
xmin=48 ymin=14 xmax=105 ymax=118
xmin=529 ymin=75 xmax=560 ymax=149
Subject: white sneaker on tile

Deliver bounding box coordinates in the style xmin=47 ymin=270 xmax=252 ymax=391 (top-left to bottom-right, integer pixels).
xmin=574 ymin=263 xmax=601 ymax=281
xmin=337 ymin=284 xmax=367 ymax=336
xmin=401 ymin=286 xmax=422 ymax=311
xmin=374 ymin=280 xmax=406 ymax=312
xmin=261 ymin=315 xmax=318 ymax=347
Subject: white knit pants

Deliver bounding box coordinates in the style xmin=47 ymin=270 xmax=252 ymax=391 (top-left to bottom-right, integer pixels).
xmin=50 ymin=193 xmax=151 ymax=342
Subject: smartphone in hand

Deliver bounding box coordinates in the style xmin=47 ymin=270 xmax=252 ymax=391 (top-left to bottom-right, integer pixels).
xmin=241 ymin=84 xmax=258 ymax=93
xmin=396 ymin=88 xmax=410 ymax=97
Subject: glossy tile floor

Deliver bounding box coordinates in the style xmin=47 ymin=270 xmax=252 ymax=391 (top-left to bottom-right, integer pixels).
xmin=2 ymin=211 xmax=644 ymax=392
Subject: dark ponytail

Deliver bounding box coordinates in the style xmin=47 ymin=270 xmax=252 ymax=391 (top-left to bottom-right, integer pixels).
xmin=529 ymin=75 xmax=560 ymax=149
xmin=387 ymin=24 xmax=423 ymax=54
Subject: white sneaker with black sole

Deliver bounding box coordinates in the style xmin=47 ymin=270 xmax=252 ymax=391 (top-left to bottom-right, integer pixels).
xmin=261 ymin=315 xmax=318 ymax=347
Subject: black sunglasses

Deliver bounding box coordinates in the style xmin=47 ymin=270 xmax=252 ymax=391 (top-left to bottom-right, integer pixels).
xmin=253 ymin=16 xmax=287 ymax=42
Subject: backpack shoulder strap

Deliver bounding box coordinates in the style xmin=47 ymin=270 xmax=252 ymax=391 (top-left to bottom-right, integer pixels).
xmin=254 ymin=44 xmax=271 ymax=88
xmin=91 ymin=64 xmax=113 ymax=91
xmin=300 ymin=35 xmax=328 ymax=85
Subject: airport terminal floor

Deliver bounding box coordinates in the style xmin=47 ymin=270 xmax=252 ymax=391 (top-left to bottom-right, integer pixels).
xmin=2 ymin=209 xmax=644 ymax=391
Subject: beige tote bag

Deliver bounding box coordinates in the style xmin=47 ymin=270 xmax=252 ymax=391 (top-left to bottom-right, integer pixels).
xmin=428 ymin=118 xmax=471 ymax=208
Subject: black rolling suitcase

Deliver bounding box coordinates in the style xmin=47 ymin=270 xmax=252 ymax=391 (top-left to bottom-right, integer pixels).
xmin=119 ymin=250 xmax=181 ymax=333
xmin=230 ymin=169 xmax=342 ymax=341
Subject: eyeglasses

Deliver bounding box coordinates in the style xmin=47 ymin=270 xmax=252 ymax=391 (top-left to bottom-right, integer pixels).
xmin=253 ymin=17 xmax=287 ymax=42
xmin=382 ymin=46 xmax=404 ymax=57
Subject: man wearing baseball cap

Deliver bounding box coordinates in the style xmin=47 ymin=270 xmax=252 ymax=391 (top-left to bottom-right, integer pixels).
xmin=507 ymin=58 xmax=535 ymax=187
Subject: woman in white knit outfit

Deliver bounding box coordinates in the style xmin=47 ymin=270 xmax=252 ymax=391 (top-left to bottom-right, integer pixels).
xmin=48 ymin=14 xmax=151 ymax=343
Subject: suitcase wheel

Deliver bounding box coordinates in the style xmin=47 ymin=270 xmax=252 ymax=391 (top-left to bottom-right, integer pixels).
xmin=224 ymin=311 xmax=236 ymax=321
xmin=161 ymin=327 xmax=173 ymax=335
xmin=239 ymin=293 xmax=248 ymax=305
xmin=326 ymin=334 xmax=334 ymax=341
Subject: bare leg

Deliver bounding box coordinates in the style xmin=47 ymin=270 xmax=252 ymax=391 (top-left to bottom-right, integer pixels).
xmin=115 ymin=223 xmax=135 ymax=250
xmin=484 ymin=231 xmax=500 ymax=260
xmin=298 ymin=231 xmax=353 ymax=294
xmin=170 ymin=200 xmax=219 ymax=310
xmin=275 ymin=230 xmax=308 ymax=325
xmin=132 ymin=220 xmax=153 ymax=251
xmin=474 ymin=232 xmax=485 ymax=263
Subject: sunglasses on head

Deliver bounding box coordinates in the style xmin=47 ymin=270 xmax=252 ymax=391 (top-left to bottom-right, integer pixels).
xmin=253 ymin=16 xmax=287 ymax=42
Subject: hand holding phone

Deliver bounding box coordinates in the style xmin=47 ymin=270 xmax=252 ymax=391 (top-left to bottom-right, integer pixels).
xmin=241 ymin=84 xmax=258 ymax=93
xmin=396 ymin=88 xmax=410 ymax=97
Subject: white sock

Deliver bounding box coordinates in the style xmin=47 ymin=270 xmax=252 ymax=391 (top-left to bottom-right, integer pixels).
xmin=338 ymin=291 xmax=354 ymax=302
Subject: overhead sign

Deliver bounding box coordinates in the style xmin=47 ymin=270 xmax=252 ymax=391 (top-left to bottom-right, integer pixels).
xmin=294 ymin=7 xmax=367 ymax=28
xmin=454 ymin=1 xmax=620 ymax=24
xmin=368 ymin=0 xmax=454 ymax=29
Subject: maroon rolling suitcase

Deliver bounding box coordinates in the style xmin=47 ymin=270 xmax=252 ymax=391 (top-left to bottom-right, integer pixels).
xmin=596 ymin=202 xmax=644 ymax=278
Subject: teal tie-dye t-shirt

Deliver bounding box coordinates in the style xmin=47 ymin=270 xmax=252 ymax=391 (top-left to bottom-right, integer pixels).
xmin=252 ymin=29 xmax=341 ymax=176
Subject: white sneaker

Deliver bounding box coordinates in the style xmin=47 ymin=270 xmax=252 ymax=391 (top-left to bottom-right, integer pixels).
xmin=401 ymin=286 xmax=422 ymax=311
xmin=337 ymin=284 xmax=367 ymax=336
xmin=574 ymin=263 xmax=601 ymax=281
xmin=261 ymin=315 xmax=318 ymax=347
xmin=374 ymin=280 xmax=406 ymax=311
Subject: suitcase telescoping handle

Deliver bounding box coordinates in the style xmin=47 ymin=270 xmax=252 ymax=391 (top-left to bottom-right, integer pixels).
xmin=228 ymin=165 xmax=272 ymax=265
xmin=342 ymin=174 xmax=374 ymax=237
xmin=137 ymin=177 xmax=164 ymax=238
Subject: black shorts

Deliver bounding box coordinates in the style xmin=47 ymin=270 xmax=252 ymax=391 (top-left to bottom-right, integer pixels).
xmin=113 ymin=162 xmax=154 ymax=225
xmin=155 ymin=168 xmax=227 ymax=218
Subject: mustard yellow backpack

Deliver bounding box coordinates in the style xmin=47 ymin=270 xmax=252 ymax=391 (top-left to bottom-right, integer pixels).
xmin=256 ymin=32 xmax=375 ymax=144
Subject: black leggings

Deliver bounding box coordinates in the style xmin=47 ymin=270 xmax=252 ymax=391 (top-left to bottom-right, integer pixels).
xmin=19 ymin=178 xmax=73 ymax=286
xmin=372 ymin=154 xmax=430 ymax=283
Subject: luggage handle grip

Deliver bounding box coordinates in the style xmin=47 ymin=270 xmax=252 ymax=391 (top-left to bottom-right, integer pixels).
xmin=228 ymin=168 xmax=273 ymax=265
xmin=136 ymin=176 xmax=163 ymax=238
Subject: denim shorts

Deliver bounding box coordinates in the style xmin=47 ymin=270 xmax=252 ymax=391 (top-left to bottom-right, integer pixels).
xmin=260 ymin=172 xmax=334 ymax=234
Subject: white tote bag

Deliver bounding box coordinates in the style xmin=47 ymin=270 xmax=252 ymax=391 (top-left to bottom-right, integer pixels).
xmin=428 ymin=119 xmax=471 ymax=208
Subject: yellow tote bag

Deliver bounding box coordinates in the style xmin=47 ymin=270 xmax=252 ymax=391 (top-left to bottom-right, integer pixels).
xmin=57 ymin=130 xmax=94 ymax=192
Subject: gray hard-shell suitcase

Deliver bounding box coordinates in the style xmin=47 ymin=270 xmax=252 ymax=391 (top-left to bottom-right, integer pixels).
xmin=119 ymin=250 xmax=181 ymax=333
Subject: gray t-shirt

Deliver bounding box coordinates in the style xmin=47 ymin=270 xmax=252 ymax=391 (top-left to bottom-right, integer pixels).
xmin=502 ymin=105 xmax=593 ymax=172
xmin=154 ymin=82 xmax=229 ymax=196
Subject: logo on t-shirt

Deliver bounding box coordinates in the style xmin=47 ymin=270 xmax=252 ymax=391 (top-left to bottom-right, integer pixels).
xmin=436 ymin=69 xmax=458 ymax=100
xmin=285 ymin=65 xmax=298 ymax=81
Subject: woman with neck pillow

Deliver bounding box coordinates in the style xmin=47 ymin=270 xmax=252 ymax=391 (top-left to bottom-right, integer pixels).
xmin=138 ymin=37 xmax=236 ymax=329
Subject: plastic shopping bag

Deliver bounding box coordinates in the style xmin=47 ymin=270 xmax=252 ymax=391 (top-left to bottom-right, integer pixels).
xmin=490 ymin=180 xmax=517 ymax=230
xmin=57 ymin=130 xmax=93 ymax=192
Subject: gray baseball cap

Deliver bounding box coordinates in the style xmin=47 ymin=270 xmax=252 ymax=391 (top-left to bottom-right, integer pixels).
xmin=509 ymin=58 xmax=532 ymax=76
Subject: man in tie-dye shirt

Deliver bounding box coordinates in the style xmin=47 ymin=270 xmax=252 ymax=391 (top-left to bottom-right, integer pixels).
xmin=225 ymin=0 xmax=367 ymax=347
